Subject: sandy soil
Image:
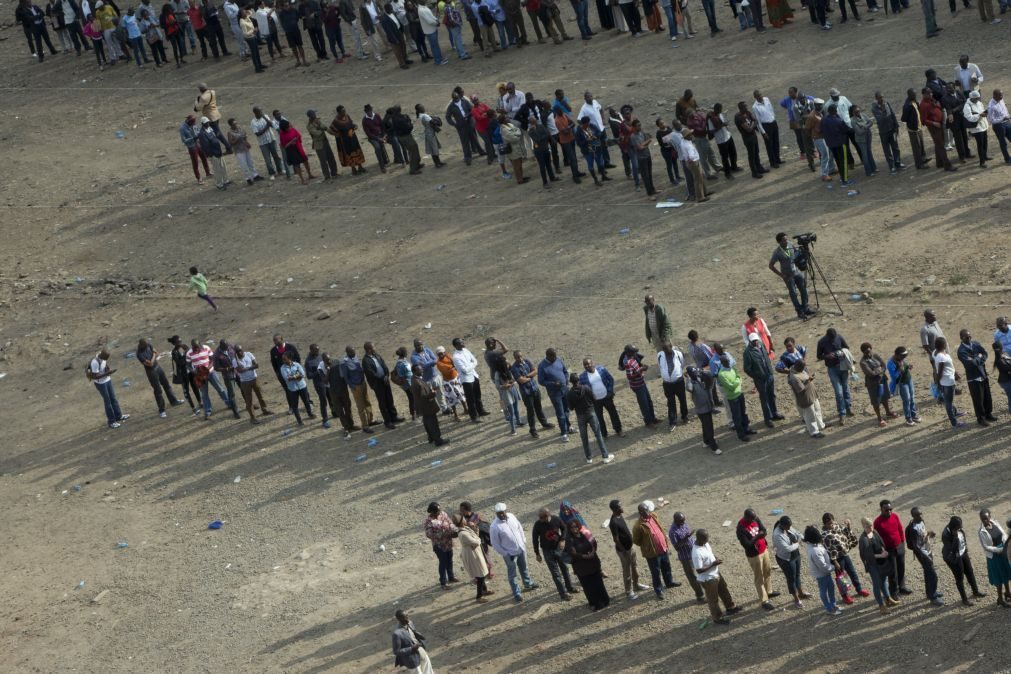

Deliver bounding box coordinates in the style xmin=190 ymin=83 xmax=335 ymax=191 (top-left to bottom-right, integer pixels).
xmin=3 ymin=2 xmax=1011 ymax=672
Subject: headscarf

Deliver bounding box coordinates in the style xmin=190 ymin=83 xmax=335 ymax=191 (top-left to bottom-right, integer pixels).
xmin=559 ymin=500 xmax=586 ymax=528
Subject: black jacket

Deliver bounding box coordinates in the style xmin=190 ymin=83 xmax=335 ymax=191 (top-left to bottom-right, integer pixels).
xmin=362 ymin=353 xmax=390 ymax=386
xmin=270 ymin=343 xmax=301 ymax=375
xmin=445 ymin=98 xmax=473 ymax=128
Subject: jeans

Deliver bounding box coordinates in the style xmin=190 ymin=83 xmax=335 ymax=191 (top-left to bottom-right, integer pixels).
xmin=200 ymin=372 xmax=236 ymax=417
xmin=144 ymin=365 xmax=179 ymax=412
xmin=898 ymin=381 xmax=918 ymax=420
xmin=861 ymin=136 xmax=877 ymax=175
xmin=576 ymin=412 xmax=608 ymax=459
xmin=700 ymin=0 xmax=718 ymax=30
xmin=495 ymin=20 xmax=509 ymax=48
xmin=914 ymin=549 xmax=939 ymax=598
xmin=547 ymin=388 xmax=571 ymax=434
xmin=326 ymin=27 xmax=346 ymax=57
xmin=128 ymin=36 xmax=148 ymax=65
xmin=838 ymin=554 xmax=863 ymax=593
xmin=814 ymin=137 xmax=832 ymax=176
xmin=447 ymin=25 xmax=467 ymax=57
xmin=867 ymin=563 xmax=890 ymax=606
xmin=646 ymin=553 xmax=675 ymax=595
xmin=940 ymin=384 xmax=958 ymax=425
xmin=94 ymin=380 xmax=122 ymax=425
xmin=761 ymin=121 xmax=781 ymax=165
xmin=425 ymin=31 xmax=444 ymax=63
xmin=754 ymin=374 xmax=778 ymax=422
xmin=632 ymin=385 xmax=655 ymax=424
xmin=775 ymin=555 xmax=803 ymax=595
xmin=886 ymin=546 xmax=906 ymax=594
xmin=663 ymin=4 xmax=678 ymax=36
xmin=503 ymin=551 xmax=534 ymax=598
xmin=433 ymin=546 xmax=456 ymax=585
xmin=572 ymin=0 xmax=592 ymax=36
xmin=993 ymin=121 xmax=1011 ymax=162
xmin=816 ymin=574 xmax=837 ymax=612
xmin=519 ymin=388 xmax=549 ymax=431
xmin=502 ymin=391 xmax=522 ymax=432
xmin=543 ymin=548 xmax=575 ymax=597
xmin=246 ymin=37 xmax=263 ymax=70
xmin=826 ymin=366 xmax=852 ymax=418
xmin=258 ymin=141 xmax=289 ymax=177
xmin=879 ymin=132 xmax=901 ymax=170
xmin=727 ymin=395 xmax=750 ymax=439
xmin=999 ymin=381 xmax=1011 ymax=414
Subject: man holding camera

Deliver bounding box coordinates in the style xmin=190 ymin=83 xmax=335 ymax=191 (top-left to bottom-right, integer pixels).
xmin=769 ymin=232 xmax=816 ymax=321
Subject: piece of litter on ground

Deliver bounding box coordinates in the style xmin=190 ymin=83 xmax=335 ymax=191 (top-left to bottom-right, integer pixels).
xmin=76 ymin=580 xmax=85 ymax=590
xmin=722 ymin=520 xmax=732 ymax=527
xmin=712 ymin=257 xmax=721 ymax=263
xmin=618 ymin=227 xmax=631 ymax=235
xmin=233 ymin=476 xmax=241 ymax=483
xmin=91 ymin=590 xmax=110 ymax=604
xmin=769 ymin=508 xmax=783 ymax=516
xmin=424 ymin=322 xmax=432 ymax=329
xmin=114 ymin=131 xmax=125 ymax=139
xmin=436 ymin=184 xmax=446 ymax=191
xmin=602 ymin=518 xmax=610 ymax=529
xmin=116 ymin=541 xmax=129 ymax=549
xmin=546 ymin=462 xmax=557 ymax=469
xmin=379 ymin=544 xmax=386 ymax=552
xmin=699 ymin=618 xmax=709 ymax=630
xmin=367 ymin=438 xmax=379 ymax=447
xmin=849 ymin=294 xmax=863 ymax=302
xmin=225 ymin=563 xmax=231 ymax=569
xmin=208 ymin=520 xmax=223 ymax=530
xmin=656 ymin=201 xmax=683 ymax=208
xmin=354 ymin=454 xmax=367 ymax=463
xmin=273 ymin=566 xmax=281 ymax=570
xmin=430 ymin=460 xmax=442 ymax=467
xmin=388 ymin=320 xmax=397 ymax=325
xmin=881 ymin=480 xmax=894 ymax=487
xmin=0 ymin=373 xmax=7 ymax=379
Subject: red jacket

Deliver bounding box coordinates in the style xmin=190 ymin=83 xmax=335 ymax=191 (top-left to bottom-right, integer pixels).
xmin=873 ymin=513 xmax=905 ymax=551
xmin=919 ymin=99 xmax=943 ymax=129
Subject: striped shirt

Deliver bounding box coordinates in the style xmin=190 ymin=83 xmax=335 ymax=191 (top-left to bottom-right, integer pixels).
xmin=623 ymin=356 xmax=646 ymax=389
xmin=186 ymin=345 xmax=214 ymax=372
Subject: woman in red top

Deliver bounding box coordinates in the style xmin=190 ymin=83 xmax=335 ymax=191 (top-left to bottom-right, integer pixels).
xmin=278 ymin=119 xmax=315 ymax=185
xmin=470 ymin=95 xmax=495 ymax=164
xmin=186 ymin=1 xmax=209 ymax=59
xmin=160 ymin=3 xmax=186 ymax=67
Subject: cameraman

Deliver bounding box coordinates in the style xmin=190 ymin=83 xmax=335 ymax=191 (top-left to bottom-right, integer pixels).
xmin=769 ymin=232 xmax=816 ymax=320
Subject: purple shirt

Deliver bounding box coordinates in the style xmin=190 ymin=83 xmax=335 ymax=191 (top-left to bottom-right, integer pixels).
xmin=668 ymin=522 xmax=696 ymax=562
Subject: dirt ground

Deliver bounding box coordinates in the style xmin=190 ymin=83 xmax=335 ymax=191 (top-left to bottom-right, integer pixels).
xmin=3 ymin=3 xmax=1011 ymax=672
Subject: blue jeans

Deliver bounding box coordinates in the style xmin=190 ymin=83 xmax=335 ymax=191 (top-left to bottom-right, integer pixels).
xmin=576 ymin=412 xmax=608 ymax=459
xmin=629 ymin=150 xmax=640 ymax=187
xmin=495 ymin=20 xmax=509 ymax=48
xmin=754 ymin=374 xmax=778 ymax=422
xmin=425 ymin=31 xmax=444 ymax=63
xmin=503 ymin=551 xmax=534 ymax=598
xmin=914 ymin=549 xmax=938 ymax=598
xmin=502 ymin=391 xmax=522 ymax=432
xmin=94 ymin=380 xmax=122 ymax=425
xmin=816 ymin=574 xmax=837 ymax=612
xmin=447 ymin=25 xmax=467 ymax=57
xmin=546 ymin=388 xmax=571 ymax=434
xmin=572 ymin=0 xmax=591 ymax=36
xmin=861 ymin=136 xmax=877 ymax=175
xmin=838 ymin=554 xmax=863 ymax=593
xmin=128 ymin=36 xmax=148 ymax=65
xmin=700 ymin=0 xmax=718 ymax=31
xmin=784 ymin=272 xmax=809 ymax=318
xmin=826 ymin=366 xmax=852 ymax=417
xmin=662 ymin=4 xmax=678 ymax=36
xmin=775 ymin=555 xmax=803 ymax=594
xmin=543 ymin=547 xmax=575 ymax=597
xmin=999 ymin=381 xmax=1011 ymax=414
xmin=200 ymin=371 xmax=235 ymax=417
xmin=815 ymin=137 xmax=832 ymax=177
xmin=646 ymin=553 xmax=675 ymax=595
xmin=898 ymin=381 xmax=918 ymax=420
xmin=433 ymin=546 xmax=455 ymax=585
xmin=632 ymin=385 xmax=655 ymax=424
xmin=867 ymin=563 xmax=890 ymax=606
xmin=941 ymin=383 xmax=958 ymax=425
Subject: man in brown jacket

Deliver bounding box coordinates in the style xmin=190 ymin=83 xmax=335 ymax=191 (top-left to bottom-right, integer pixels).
xmin=787 ymin=361 xmax=825 ymax=438
xmin=632 ymin=502 xmax=680 ymax=599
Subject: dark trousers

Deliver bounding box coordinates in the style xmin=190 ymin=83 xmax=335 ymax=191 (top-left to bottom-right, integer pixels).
xmin=951 ymin=114 xmax=971 ymax=161
xmin=547 ymin=388 xmax=571 ymax=434
xmin=399 ymin=386 xmax=416 ymax=418
xmin=885 ymin=546 xmax=906 ymax=594
xmin=993 ymin=122 xmax=1011 ymax=161
xmin=246 ymin=37 xmax=263 ymax=70
xmin=180 ymin=372 xmax=202 ymax=409
xmin=461 ymin=379 xmax=486 ymax=419
xmin=433 ymin=546 xmax=456 ymax=585
xmin=370 ymin=380 xmax=398 ymax=424
xmin=639 ymin=154 xmax=656 ymax=195
xmin=520 ymin=388 xmax=549 ymax=430
xmin=945 ymin=552 xmax=981 ymax=601
xmin=33 ymin=26 xmax=58 ymax=58
xmin=754 ymin=374 xmax=778 ymax=421
xmin=776 ymin=554 xmax=804 ymax=595
xmin=830 ymin=145 xmax=849 ymax=181
xmin=206 ymin=19 xmax=228 ymax=54
xmin=838 ymin=0 xmax=860 ymax=18
xmin=367 ymin=137 xmax=389 ymax=169
xmin=145 ymin=365 xmax=179 ymax=412
xmin=66 ymin=20 xmax=90 ymax=52
xmin=317 ymin=142 xmax=338 ymax=179
xmin=593 ymin=395 xmax=622 ymax=436
xmin=908 ymin=128 xmax=928 ymax=167
xmin=927 ymin=125 xmax=951 ymax=169
xmin=264 ymin=30 xmax=283 ymax=57
xmin=307 ymin=25 xmax=327 ymax=57
xmin=717 ymin=139 xmax=738 ymax=177
xmin=914 ymin=549 xmax=939 ymax=599
xmin=761 ymin=121 xmax=781 ymax=165
xmin=967 ymin=379 xmax=993 ymax=421
xmin=679 ymin=557 xmax=705 ymax=599
xmin=660 ymin=149 xmax=681 ymax=182
xmin=662 ymin=379 xmax=689 ymax=423
xmin=697 ymin=410 xmax=715 ymax=447
xmin=646 ymin=553 xmax=674 ymax=595
xmin=561 ymin=141 xmax=580 ymax=179
xmin=285 ymin=387 xmax=313 ymax=424
xmin=422 ymin=412 xmax=443 ymax=442
xmin=312 ymin=380 xmax=334 ymax=421
xmin=620 ymin=2 xmax=643 ymax=32
xmin=195 ymin=26 xmax=214 ymax=58
xmin=727 ymin=395 xmax=750 ymax=439
xmin=970 ymin=131 xmax=988 ymax=166
xmin=399 ymin=134 xmax=422 ymax=172
xmin=879 ymin=131 xmax=901 ymax=169
xmin=742 ymin=133 xmax=762 ymax=176
xmin=543 ymin=548 xmax=576 ymax=597
xmin=326 ymin=26 xmax=346 ymax=57
xmin=454 ymin=124 xmax=483 ymax=163
xmin=533 ymin=148 xmax=556 ymax=184
xmin=328 ymin=389 xmax=355 ymax=430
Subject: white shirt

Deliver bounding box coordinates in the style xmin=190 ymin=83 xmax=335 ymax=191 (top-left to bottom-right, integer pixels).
xmin=499 ymin=92 xmax=526 ymax=121
xmin=223 ymin=0 xmax=240 ymax=24
xmin=679 ymin=136 xmax=700 ymax=162
xmin=363 ymin=0 xmax=379 ymax=21
xmin=963 ymin=99 xmax=989 ymax=132
xmin=490 ymin=513 xmax=526 ymax=557
xmin=988 ymin=98 xmax=1010 ymax=125
xmin=691 ymin=542 xmax=719 ymax=582
xmin=657 ymin=349 xmax=685 ymax=383
xmin=254 ymin=7 xmax=273 ymax=35
xmin=233 ymin=352 xmax=258 ymax=382
xmin=452 ymin=348 xmax=479 ymax=383
xmin=586 ymin=369 xmax=607 ymax=400
xmin=89 ymin=355 xmax=111 ymax=385
xmin=250 ymin=116 xmax=276 ymax=146
xmin=830 ymin=95 xmax=853 ymax=127
xmin=933 ymin=351 xmax=956 ymax=387
xmin=81 ymin=0 xmax=91 ymax=19
xmin=417 ymin=4 xmax=439 ymax=33
xmin=751 ymin=97 xmax=776 ymax=124
xmin=954 ymin=63 xmax=983 ymax=91
xmin=578 ymin=100 xmax=604 ymax=130
xmin=708 ymin=113 xmax=731 ymax=145
xmin=956 ymin=529 xmax=967 ymax=557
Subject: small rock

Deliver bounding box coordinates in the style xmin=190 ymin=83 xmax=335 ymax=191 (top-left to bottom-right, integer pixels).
xmin=316 ymin=311 xmax=331 ymax=321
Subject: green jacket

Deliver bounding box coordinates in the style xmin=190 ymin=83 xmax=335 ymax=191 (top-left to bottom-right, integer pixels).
xmin=743 ymin=344 xmax=773 ymax=380
xmin=644 ymin=303 xmax=673 ymax=345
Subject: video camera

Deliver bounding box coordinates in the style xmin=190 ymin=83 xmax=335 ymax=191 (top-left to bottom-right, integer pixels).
xmin=793 ymin=233 xmax=817 ymax=248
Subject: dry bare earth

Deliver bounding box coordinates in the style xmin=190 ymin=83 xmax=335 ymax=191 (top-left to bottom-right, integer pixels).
xmin=2 ymin=3 xmax=1011 ymax=672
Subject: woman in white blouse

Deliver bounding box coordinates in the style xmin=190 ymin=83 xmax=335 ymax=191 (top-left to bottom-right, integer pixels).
xmin=978 ymin=509 xmax=1011 ymax=607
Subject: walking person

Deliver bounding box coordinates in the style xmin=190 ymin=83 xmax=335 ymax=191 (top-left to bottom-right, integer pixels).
xmin=136 ymin=338 xmax=181 ymax=417
xmin=187 ymin=265 xmax=217 ymax=310
xmin=737 ymin=509 xmax=779 ymax=610
xmin=88 ymin=348 xmax=130 ymax=428
xmin=391 ymin=610 xmax=433 ymax=674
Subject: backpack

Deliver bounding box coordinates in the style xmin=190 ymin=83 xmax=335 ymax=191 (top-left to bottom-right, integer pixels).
xmin=478 ymin=4 xmax=494 ymax=25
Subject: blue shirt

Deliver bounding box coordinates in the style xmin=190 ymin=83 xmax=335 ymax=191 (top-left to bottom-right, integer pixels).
xmin=394 ymin=359 xmax=413 ymax=389
xmin=339 ymin=356 xmax=366 ymax=386
xmin=484 ymin=0 xmax=505 ymax=21
xmin=122 ymin=14 xmax=142 ymax=39
xmin=995 ymin=328 xmax=1011 ymax=355
xmin=710 ymin=352 xmax=736 ymax=377
xmin=820 ymin=114 xmax=850 ymax=149
xmin=537 ymin=357 xmax=568 ymax=393
xmin=510 ymin=359 xmax=539 ymax=396
xmin=776 ymin=346 xmax=807 ymax=372
xmin=280 ymin=363 xmax=308 ymax=391
xmin=551 ymin=97 xmax=571 ymax=116
xmin=410 ymin=347 xmax=438 ymax=382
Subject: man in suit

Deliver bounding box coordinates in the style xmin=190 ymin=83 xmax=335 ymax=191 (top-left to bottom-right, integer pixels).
xmin=363 ymin=341 xmax=403 ymax=429
xmin=445 ymin=88 xmax=485 ymax=165
xmin=392 ymin=609 xmax=433 ymax=673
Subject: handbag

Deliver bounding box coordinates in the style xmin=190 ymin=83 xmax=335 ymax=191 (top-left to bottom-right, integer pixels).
xmin=834 ymin=570 xmax=853 ymax=597
xmin=146 ymin=25 xmax=164 ymax=43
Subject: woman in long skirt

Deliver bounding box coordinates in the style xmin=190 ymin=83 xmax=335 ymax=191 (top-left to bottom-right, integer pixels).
xmin=565 ymin=519 xmax=610 ymax=611
xmin=327 ymin=105 xmax=367 ymax=175
xmin=978 ymin=509 xmax=1011 ymax=607
xmin=415 ymin=104 xmax=445 ymax=168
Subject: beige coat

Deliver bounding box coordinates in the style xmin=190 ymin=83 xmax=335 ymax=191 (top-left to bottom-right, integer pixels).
xmin=459 ymin=527 xmax=489 ymax=579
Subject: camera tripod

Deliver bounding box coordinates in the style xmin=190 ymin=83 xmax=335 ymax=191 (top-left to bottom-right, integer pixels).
xmin=801 ymin=244 xmax=844 ymax=316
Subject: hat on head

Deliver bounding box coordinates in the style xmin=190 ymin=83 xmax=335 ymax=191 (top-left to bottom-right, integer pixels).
xmin=813 ymin=97 xmax=825 ymax=105
xmin=435 ymin=346 xmax=446 ymax=354
xmin=895 ymin=346 xmax=910 ymax=357
xmin=609 ymin=499 xmax=621 ymax=510
xmin=969 ymin=91 xmax=981 ymax=99
xmin=494 ymin=502 xmax=507 ymax=513
xmin=829 ymin=87 xmax=840 ymax=96
xmin=200 ymin=116 xmax=210 ymax=124
xmin=748 ymin=332 xmax=760 ymax=343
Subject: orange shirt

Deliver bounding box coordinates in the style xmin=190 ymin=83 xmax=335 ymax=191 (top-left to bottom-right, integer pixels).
xmin=436 ymin=355 xmax=459 ymax=380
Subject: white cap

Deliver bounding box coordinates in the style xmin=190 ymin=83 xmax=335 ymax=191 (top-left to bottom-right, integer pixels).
xmin=748 ymin=332 xmax=760 ymax=343
xmin=494 ymin=502 xmax=507 ymax=513
xmin=200 ymin=116 xmax=210 ymax=124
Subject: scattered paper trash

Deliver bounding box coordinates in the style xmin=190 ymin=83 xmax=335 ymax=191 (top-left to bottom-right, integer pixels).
xmin=379 ymin=544 xmax=386 ymax=552
xmin=0 ymin=373 xmax=6 ymax=379
xmin=430 ymin=460 xmax=442 ymax=467
xmin=116 ymin=541 xmax=129 ymax=549
xmin=655 ymin=201 xmax=683 ymax=208
xmin=712 ymin=257 xmax=721 ymax=263
xmin=114 ymin=131 xmax=126 ymax=139
xmin=354 ymin=453 xmax=367 ymax=463
xmin=233 ymin=476 xmax=241 ymax=484
xmin=424 ymin=322 xmax=432 ymax=329
xmin=618 ymin=227 xmax=631 ymax=235
xmin=367 ymin=438 xmax=379 ymax=448
xmin=847 ymin=190 xmax=859 ymax=197
xmin=546 ymin=462 xmax=557 ymax=469
xmin=722 ymin=520 xmax=732 ymax=527
xmin=770 ymin=508 xmax=783 ymax=516
xmin=208 ymin=520 xmax=223 ymax=530
xmin=881 ymin=480 xmax=894 ymax=487
xmin=121 ymin=379 xmax=131 ymax=387
xmin=76 ymin=580 xmax=86 ymax=590
xmin=225 ymin=563 xmax=231 ymax=569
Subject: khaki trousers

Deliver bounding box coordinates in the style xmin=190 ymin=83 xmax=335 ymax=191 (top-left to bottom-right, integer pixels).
xmin=701 ymin=576 xmax=735 ymax=620
xmin=747 ymin=550 xmax=773 ymax=603
xmin=615 ymin=547 xmax=641 ymax=592
xmin=799 ymin=400 xmax=826 ymax=436
xmin=350 ymin=383 xmax=375 ymax=427
xmin=680 ymin=557 xmax=705 ymax=599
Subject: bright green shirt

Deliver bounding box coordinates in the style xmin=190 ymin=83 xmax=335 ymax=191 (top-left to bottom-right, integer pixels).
xmin=187 ymin=273 xmax=209 ymax=295
xmin=717 ymin=367 xmax=743 ymax=401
